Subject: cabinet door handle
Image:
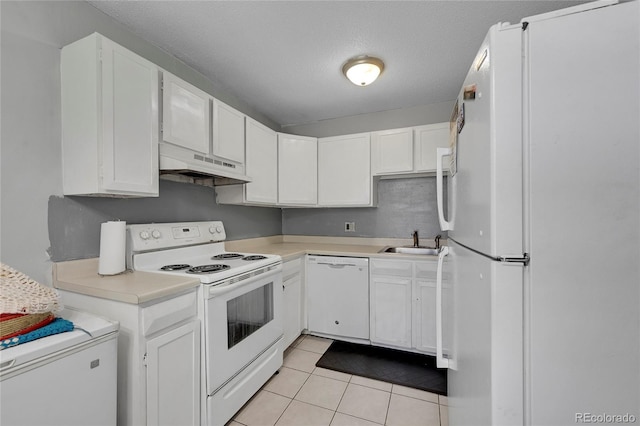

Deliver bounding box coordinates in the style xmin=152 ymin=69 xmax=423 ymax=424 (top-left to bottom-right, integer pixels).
xmin=436 ymin=246 xmax=450 ymax=369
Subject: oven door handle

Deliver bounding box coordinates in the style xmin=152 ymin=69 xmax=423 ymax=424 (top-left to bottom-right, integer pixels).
xmin=207 ymin=265 xmax=281 ymax=298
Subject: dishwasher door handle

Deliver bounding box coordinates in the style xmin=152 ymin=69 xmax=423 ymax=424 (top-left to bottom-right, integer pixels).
xmin=317 ymin=263 xmax=355 ymax=268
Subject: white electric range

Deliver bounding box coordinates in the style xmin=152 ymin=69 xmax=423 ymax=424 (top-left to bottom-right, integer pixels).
xmin=127 ymin=221 xmax=284 ymax=426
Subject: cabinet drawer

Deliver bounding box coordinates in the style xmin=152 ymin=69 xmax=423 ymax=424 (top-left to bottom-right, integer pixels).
xmin=415 ymin=261 xmax=437 ymax=280
xmin=141 ymin=291 xmax=197 ymax=336
xmin=282 ymin=257 xmax=302 ymax=281
xmin=370 ymin=259 xmax=413 ymax=277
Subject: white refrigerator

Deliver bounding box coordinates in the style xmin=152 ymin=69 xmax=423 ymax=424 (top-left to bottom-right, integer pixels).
xmin=434 ymin=1 xmax=639 ymax=425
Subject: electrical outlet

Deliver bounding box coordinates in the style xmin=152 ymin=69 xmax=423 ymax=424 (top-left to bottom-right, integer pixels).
xmin=344 ymin=222 xmax=355 ymax=232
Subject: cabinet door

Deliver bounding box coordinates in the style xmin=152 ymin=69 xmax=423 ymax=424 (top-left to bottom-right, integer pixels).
xmin=413 ymin=279 xmax=437 ymax=354
xmin=245 ymin=118 xmax=277 ymax=204
xmin=317 ymin=133 xmax=371 ymax=206
xmin=282 ymin=274 xmax=302 ymax=349
xmin=146 ymin=320 xmax=200 ymax=426
xmin=101 ymin=38 xmax=159 ymax=195
xmin=162 ymin=72 xmax=210 ymax=154
xmin=413 ymin=123 xmax=449 ymax=172
xmin=278 ymin=134 xmax=318 ymax=205
xmin=213 ymin=99 xmax=245 ymax=164
xmin=370 ymin=276 xmax=412 ymax=348
xmin=371 ymin=127 xmax=413 ymax=175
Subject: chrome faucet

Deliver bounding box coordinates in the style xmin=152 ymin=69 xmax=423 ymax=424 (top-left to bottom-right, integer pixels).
xmin=435 ymin=234 xmax=442 ymax=250
xmin=412 ymin=230 xmax=419 ymax=248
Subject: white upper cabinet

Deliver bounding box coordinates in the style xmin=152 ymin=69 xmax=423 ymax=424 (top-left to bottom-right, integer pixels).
xmin=61 ymin=33 xmax=159 ymax=197
xmin=162 ymin=71 xmax=210 ymax=154
xmin=278 ymin=133 xmax=317 ymax=206
xmin=371 ymin=127 xmax=414 ymax=175
xmin=212 ymin=99 xmax=245 ymax=165
xmin=317 ymin=133 xmax=373 ymax=207
xmin=245 ymin=118 xmax=278 ymax=204
xmin=413 ymin=122 xmax=450 ymax=172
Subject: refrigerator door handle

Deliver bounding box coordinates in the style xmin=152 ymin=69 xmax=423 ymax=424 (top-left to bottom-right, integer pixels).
xmin=436 ymin=246 xmax=450 ymax=369
xmin=436 ymin=147 xmax=452 ymax=231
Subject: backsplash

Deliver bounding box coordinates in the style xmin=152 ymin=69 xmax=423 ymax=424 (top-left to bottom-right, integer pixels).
xmin=282 ymin=176 xmax=447 ymax=241
xmin=47 ymin=180 xmax=282 ymax=262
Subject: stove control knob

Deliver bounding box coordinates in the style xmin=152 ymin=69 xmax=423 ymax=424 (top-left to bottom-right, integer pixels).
xmin=216 ymin=226 xmax=223 ymax=233
xmin=139 ymin=231 xmax=150 ymax=240
xmin=151 ymin=230 xmax=162 ymax=239
xmin=209 ymin=226 xmax=217 ymax=234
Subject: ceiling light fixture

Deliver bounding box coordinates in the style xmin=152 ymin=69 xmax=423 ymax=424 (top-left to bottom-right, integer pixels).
xmin=342 ymin=56 xmax=385 ymax=86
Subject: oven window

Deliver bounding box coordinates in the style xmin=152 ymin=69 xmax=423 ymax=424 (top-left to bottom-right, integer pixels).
xmin=227 ymin=282 xmax=274 ymax=349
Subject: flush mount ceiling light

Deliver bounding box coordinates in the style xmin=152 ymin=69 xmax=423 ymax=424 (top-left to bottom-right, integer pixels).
xmin=342 ymin=56 xmax=385 ymax=86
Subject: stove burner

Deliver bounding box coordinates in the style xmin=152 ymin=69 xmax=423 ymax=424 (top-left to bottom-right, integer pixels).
xmin=212 ymin=253 xmax=244 ymax=260
xmin=160 ymin=264 xmax=192 ymax=271
xmin=187 ymin=264 xmax=231 ymax=274
xmin=243 ymin=255 xmax=268 ymax=261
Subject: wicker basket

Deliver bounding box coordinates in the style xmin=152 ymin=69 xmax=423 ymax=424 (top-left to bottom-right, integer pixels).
xmin=0 ymin=312 xmax=54 ymax=340
xmin=0 ymin=263 xmax=61 ymax=314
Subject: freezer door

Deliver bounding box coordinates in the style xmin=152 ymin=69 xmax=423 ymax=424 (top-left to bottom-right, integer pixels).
xmin=444 ymin=23 xmax=523 ymax=257
xmin=1 ymin=334 xmax=117 ymax=426
xmin=524 ymin=1 xmax=640 ymax=423
xmin=447 ymin=240 xmax=524 ymax=426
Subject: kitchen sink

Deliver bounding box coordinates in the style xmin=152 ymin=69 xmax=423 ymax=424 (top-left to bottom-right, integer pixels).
xmin=380 ymin=246 xmax=441 ymax=255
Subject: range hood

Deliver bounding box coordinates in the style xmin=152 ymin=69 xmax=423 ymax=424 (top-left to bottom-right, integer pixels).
xmin=159 ymin=142 xmax=251 ymax=186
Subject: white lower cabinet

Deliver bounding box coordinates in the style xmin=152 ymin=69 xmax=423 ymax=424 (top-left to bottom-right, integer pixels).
xmin=370 ymin=257 xmax=446 ymax=354
xmin=370 ymin=274 xmax=413 ymax=348
xmin=145 ymin=320 xmax=200 ymax=426
xmin=282 ymin=257 xmax=304 ymax=349
xmin=57 ymin=289 xmax=200 ymax=426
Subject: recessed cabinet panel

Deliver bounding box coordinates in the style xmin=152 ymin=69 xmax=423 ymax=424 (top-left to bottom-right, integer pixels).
xmin=146 ymin=320 xmax=201 ymax=426
xmin=318 ymin=133 xmax=372 ymax=206
xmin=245 ymin=118 xmax=278 ymax=204
xmin=61 ymin=33 xmax=159 ymax=197
xmin=370 ymin=276 xmax=412 ymax=348
xmin=213 ymin=99 xmax=245 ymax=164
xmin=371 ymin=127 xmax=414 ymax=175
xmin=414 ymin=123 xmax=450 ymax=172
xmin=278 ymin=134 xmax=318 ymax=206
xmin=102 ymin=40 xmax=159 ymax=193
xmin=162 ymin=72 xmax=210 ymax=154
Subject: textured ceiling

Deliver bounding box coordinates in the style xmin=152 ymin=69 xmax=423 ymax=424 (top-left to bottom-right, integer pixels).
xmin=88 ymin=0 xmax=587 ymax=127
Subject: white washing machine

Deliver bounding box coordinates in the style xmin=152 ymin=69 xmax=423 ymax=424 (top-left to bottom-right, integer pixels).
xmin=0 ymin=308 xmax=118 ymax=426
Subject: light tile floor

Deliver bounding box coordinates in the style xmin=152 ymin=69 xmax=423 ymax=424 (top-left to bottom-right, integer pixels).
xmin=229 ymin=335 xmax=449 ymax=426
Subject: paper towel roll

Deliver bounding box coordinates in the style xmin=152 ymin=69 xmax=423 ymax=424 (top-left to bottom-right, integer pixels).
xmin=98 ymin=221 xmax=126 ymax=275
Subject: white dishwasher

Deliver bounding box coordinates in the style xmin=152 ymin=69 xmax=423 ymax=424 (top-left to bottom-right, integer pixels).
xmin=307 ymin=256 xmax=369 ymax=340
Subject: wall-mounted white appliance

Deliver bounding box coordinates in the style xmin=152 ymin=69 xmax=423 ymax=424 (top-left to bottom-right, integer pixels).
xmin=434 ymin=1 xmax=639 ymax=425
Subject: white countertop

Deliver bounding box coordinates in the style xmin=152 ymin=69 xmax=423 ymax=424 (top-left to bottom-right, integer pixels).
xmin=53 ymin=235 xmax=445 ymax=304
xmin=53 ymin=258 xmax=200 ymax=305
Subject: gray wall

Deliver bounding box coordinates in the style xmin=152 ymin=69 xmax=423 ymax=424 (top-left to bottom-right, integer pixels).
xmin=48 ymin=180 xmax=282 ymax=262
xmin=283 ymin=177 xmax=447 ymax=241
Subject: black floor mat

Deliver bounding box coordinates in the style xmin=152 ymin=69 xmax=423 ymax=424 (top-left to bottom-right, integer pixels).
xmin=315 ymin=340 xmax=447 ymax=395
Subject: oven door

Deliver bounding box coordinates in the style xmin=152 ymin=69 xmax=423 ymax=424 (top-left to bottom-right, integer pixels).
xmin=204 ymin=264 xmax=283 ymax=395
